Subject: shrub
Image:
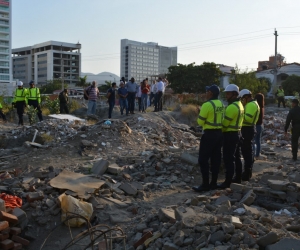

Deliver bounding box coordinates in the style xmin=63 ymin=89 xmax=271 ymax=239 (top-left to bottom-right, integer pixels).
xmin=40 ymin=133 xmax=53 ymax=142
xmin=27 ymin=105 xmax=38 ymax=125
xmin=182 ymin=98 xmax=203 ymax=106
xmin=68 ymin=99 xmax=81 ymax=113
xmin=42 ymin=96 xmax=60 ymax=114
xmin=181 ymin=104 xmax=199 ymax=126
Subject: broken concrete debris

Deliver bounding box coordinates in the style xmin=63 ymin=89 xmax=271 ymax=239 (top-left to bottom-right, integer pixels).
xmin=0 ymin=108 xmax=299 ymax=249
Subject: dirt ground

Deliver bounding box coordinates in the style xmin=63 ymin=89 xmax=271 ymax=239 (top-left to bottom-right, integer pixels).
xmin=0 ymin=103 xmax=296 ymax=250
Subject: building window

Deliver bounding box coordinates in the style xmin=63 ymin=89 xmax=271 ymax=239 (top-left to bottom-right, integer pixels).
xmin=38 ymin=53 xmax=47 ymax=58
xmin=0 ymin=61 xmax=8 ymax=67
xmin=0 ymin=75 xmax=9 ymax=80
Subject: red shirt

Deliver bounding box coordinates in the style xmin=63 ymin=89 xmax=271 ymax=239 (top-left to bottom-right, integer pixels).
xmin=141 ymin=84 xmax=150 ymax=94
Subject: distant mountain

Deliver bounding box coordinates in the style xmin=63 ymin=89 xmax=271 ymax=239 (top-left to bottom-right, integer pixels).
xmin=81 ymin=72 xmax=120 ymax=85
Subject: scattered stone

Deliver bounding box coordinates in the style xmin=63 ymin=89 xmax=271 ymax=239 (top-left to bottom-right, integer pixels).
xmin=158 ymin=208 xmax=176 ymax=222
xmin=256 ymin=231 xmax=279 ymax=247
xmin=119 ymin=183 xmax=138 ymax=196
xmin=265 ymin=238 xmax=300 ymax=250
xmin=239 ymin=190 xmax=256 ymax=205
xmin=91 ymin=159 xmax=109 ymax=175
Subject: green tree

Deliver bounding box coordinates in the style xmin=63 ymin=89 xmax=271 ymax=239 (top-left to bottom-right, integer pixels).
xmin=40 ymin=79 xmax=68 ymax=94
xmin=76 ymin=75 xmax=89 ymax=87
xmin=281 ymin=74 xmax=300 ymax=96
xmin=229 ymin=66 xmax=270 ymax=95
xmin=167 ymin=62 xmax=224 ymax=94
xmin=98 ymin=81 xmax=112 ymax=93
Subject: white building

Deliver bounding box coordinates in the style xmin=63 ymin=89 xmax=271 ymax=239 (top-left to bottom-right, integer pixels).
xmin=12 ymin=41 xmax=81 ymax=86
xmin=218 ymin=64 xmax=234 ymax=89
xmin=120 ymin=39 xmax=177 ymax=83
xmin=0 ymin=0 xmax=13 ymax=95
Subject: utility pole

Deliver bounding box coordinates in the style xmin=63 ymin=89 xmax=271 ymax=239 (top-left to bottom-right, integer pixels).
xmin=273 ymin=29 xmax=278 ymax=93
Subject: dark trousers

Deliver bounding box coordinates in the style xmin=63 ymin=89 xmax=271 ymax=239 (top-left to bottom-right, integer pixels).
xmin=0 ymin=109 xmax=6 ymax=121
xmin=150 ymin=92 xmax=154 ymax=106
xmin=60 ymin=103 xmax=69 ymax=114
xmin=153 ymin=93 xmax=158 ymax=110
xmin=127 ymin=92 xmax=136 ymax=113
xmin=119 ymin=98 xmax=128 ymax=115
xmin=198 ymin=130 xmax=223 ymax=179
xmin=278 ymin=96 xmax=285 ymax=108
xmin=16 ymin=101 xmax=26 ymax=125
xmin=238 ymin=126 xmax=255 ymax=173
xmin=291 ymin=126 xmax=300 ymax=160
xmin=28 ymin=100 xmax=43 ymax=121
xmin=108 ymin=101 xmax=114 ymax=118
xmin=155 ymin=91 xmax=163 ymax=111
xmin=137 ymin=97 xmax=141 ymax=111
xmin=223 ymin=132 xmax=242 ymax=179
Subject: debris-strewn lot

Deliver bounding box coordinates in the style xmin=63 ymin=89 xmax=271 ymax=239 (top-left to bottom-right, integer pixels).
xmin=0 ymin=105 xmax=300 ymax=250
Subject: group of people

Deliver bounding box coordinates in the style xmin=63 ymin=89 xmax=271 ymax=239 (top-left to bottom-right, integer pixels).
xmin=193 ymin=84 xmax=264 ymax=192
xmin=104 ymin=77 xmax=169 ymax=119
xmin=12 ymin=80 xmax=43 ymax=126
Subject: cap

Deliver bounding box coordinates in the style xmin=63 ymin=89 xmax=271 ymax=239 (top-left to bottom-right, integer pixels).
xmin=224 ymin=84 xmax=239 ymax=93
xmin=17 ymin=81 xmax=23 ymax=86
xmin=238 ymin=89 xmax=252 ymax=98
xmin=205 ymin=84 xmax=220 ymax=96
xmin=120 ymin=81 xmax=124 ymax=84
xmin=29 ymin=80 xmax=34 ymax=85
xmin=292 ymin=99 xmax=299 ymax=104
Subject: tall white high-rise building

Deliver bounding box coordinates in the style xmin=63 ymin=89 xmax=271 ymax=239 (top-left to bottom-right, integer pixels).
xmin=0 ymin=0 xmax=12 ymax=94
xmin=120 ymin=39 xmax=177 ymax=82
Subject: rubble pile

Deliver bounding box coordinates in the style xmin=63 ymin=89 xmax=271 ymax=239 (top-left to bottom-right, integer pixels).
xmin=1 ymin=109 xmax=300 ymax=249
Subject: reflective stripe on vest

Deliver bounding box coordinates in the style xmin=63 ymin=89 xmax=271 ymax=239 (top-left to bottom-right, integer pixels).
xmin=202 ymin=100 xmax=223 ymax=127
xmin=243 ymin=101 xmax=259 ymax=126
xmin=28 ymin=88 xmax=38 ymax=99
xmin=227 ymin=103 xmax=242 ymax=129
xmin=15 ymin=89 xmax=25 ymax=97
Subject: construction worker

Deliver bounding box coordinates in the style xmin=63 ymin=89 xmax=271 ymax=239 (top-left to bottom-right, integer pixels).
xmin=27 ymin=80 xmax=43 ymax=122
xmin=284 ymin=99 xmax=300 ymax=161
xmin=238 ymin=89 xmax=260 ymax=181
xmin=12 ymin=81 xmax=28 ymax=126
xmin=0 ymin=102 xmax=7 ymax=122
xmin=192 ymin=85 xmax=224 ymax=192
xmin=218 ymin=84 xmax=244 ymax=188
xmin=276 ymin=85 xmax=285 ymax=108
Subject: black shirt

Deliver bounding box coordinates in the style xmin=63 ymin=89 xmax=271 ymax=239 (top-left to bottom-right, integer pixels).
xmin=284 ymin=106 xmax=300 ymax=132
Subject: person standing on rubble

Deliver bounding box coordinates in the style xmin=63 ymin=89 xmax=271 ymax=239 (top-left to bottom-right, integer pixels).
xmin=126 ymin=77 xmax=138 ymax=114
xmin=238 ymin=89 xmax=260 ymax=181
xmin=27 ymin=80 xmax=43 ymax=122
xmin=107 ymin=82 xmax=117 ymax=119
xmin=284 ymin=99 xmax=300 ymax=161
xmin=192 ymin=85 xmax=224 ymax=192
xmin=218 ymin=84 xmax=244 ymax=188
xmin=155 ymin=77 xmax=165 ymax=112
xmin=12 ymin=81 xmax=28 ymax=126
xmin=59 ymin=89 xmax=69 ymax=114
xmin=254 ymin=93 xmax=265 ymax=160
xmin=276 ymin=85 xmax=286 ymax=108
xmin=85 ymin=81 xmax=99 ymax=116
xmin=118 ymin=81 xmax=128 ymax=115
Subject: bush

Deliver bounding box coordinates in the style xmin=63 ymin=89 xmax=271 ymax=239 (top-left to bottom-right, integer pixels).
xmin=180 ymin=104 xmax=199 ymax=126
xmin=182 ymin=98 xmax=204 ymax=106
xmin=68 ymin=99 xmax=81 ymax=113
xmin=42 ymin=96 xmax=60 ymax=114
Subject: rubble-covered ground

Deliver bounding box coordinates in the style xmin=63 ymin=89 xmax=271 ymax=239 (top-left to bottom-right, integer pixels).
xmin=0 ymin=104 xmax=300 ymax=250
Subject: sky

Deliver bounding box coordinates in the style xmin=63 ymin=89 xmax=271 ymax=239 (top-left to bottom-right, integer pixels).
xmin=12 ymin=0 xmax=300 ymax=76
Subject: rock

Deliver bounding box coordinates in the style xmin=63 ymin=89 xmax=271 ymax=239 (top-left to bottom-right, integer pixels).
xmin=286 ymin=225 xmax=300 ymax=232
xmin=265 ymin=238 xmax=300 ymax=250
xmin=191 ymin=195 xmax=208 ymax=205
xmin=81 ymin=140 xmax=97 ymax=147
xmin=161 ymin=158 xmax=172 ymax=164
xmin=92 ymin=159 xmax=109 ymax=175
xmin=136 ymin=223 xmax=147 ymax=232
xmin=269 ymin=190 xmax=286 ymax=200
xmin=119 ymin=183 xmax=137 ymax=195
xmin=242 ymin=204 xmax=261 ymax=216
xmin=230 ymin=183 xmax=251 ymax=192
xmin=243 ymin=231 xmax=256 ymax=247
xmin=183 ymin=237 xmax=193 ymax=246
xmin=260 ymin=174 xmax=284 ymax=184
xmin=107 ymin=163 xmax=122 ymax=174
xmin=175 ymin=206 xmax=196 ymax=221
xmin=181 ymin=152 xmax=198 ymax=166
xmin=231 ymin=216 xmax=242 ymax=229
xmin=267 ymin=180 xmax=289 ymax=191
xmin=256 ymin=232 xmax=279 ymax=247
xmin=240 ymin=190 xmax=256 ymax=205
xmin=221 ymin=222 xmax=235 ymax=234
xmin=162 ymin=242 xmax=179 ymax=250
xmin=210 ymin=231 xmax=225 ymax=244
xmin=215 ymin=195 xmax=231 ymax=206
xmin=173 ymin=230 xmax=185 ymax=246
xmin=158 ymin=208 xmax=175 ymax=222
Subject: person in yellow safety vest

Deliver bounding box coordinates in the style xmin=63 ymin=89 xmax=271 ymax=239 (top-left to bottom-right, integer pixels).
xmin=276 ymin=85 xmax=286 ymax=108
xmin=218 ymin=84 xmax=244 ymax=189
xmin=12 ymin=81 xmax=28 ymax=126
xmin=27 ymin=80 xmax=43 ymax=121
xmin=192 ymin=84 xmax=224 ymax=192
xmin=0 ymin=102 xmax=7 ymax=122
xmin=238 ymin=89 xmax=260 ymax=181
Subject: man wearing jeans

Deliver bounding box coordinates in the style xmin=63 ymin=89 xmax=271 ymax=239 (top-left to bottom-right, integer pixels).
xmin=107 ymin=82 xmax=117 ymax=118
xmin=85 ymin=81 xmax=99 ymax=116
xmin=118 ymin=81 xmax=128 ymax=115
xmin=126 ymin=77 xmax=138 ymax=114
xmin=155 ymin=77 xmax=165 ymax=112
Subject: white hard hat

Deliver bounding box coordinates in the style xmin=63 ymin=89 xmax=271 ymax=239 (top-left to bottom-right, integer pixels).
xmin=17 ymin=81 xmax=23 ymax=86
xmin=224 ymin=84 xmax=239 ymax=93
xmin=238 ymin=89 xmax=252 ymax=98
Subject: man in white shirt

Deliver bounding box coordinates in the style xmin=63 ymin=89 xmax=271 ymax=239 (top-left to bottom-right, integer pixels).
xmin=150 ymin=80 xmax=156 ymax=106
xmin=155 ymin=77 xmax=165 ymax=112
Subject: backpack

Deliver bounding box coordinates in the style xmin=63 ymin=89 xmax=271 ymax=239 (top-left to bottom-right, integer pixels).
xmin=84 ymin=87 xmax=90 ymax=100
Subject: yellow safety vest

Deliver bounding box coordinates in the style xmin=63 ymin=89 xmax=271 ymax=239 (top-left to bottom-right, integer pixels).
xmin=222 ymin=100 xmax=244 ymax=132
xmin=27 ymin=87 xmax=41 ymax=103
xmin=243 ymin=100 xmax=260 ymax=126
xmin=197 ymin=99 xmax=224 ymax=130
xmin=13 ymin=88 xmax=28 ymax=103
xmin=277 ymin=88 xmax=284 ymax=97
